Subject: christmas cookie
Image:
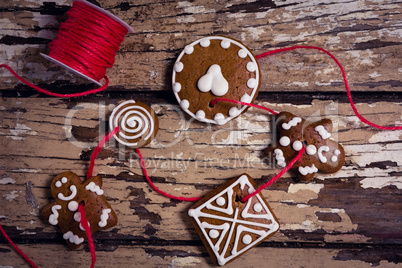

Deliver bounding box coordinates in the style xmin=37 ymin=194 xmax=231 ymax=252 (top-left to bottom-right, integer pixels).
xmin=42 ymin=171 xmax=118 ymax=249
xmin=172 ymin=36 xmax=261 ymax=125
xmin=265 ymin=111 xmax=345 ymax=181
xmin=109 ymin=100 xmax=159 ymax=148
xmin=188 ymin=174 xmax=279 ymax=266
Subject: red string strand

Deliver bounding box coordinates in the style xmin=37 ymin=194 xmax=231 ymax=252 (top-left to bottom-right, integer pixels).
xmin=256 ymin=45 xmax=402 ymax=130
xmin=0 ymin=222 xmax=38 ymax=268
xmin=241 ymin=147 xmax=306 ymax=202
xmin=82 ymin=127 xmax=121 ymax=267
xmin=49 ymin=1 xmax=128 ymax=82
xmin=78 ymin=204 xmax=96 ymax=268
xmin=210 ymin=98 xmax=278 ymax=115
xmin=87 ymin=126 xmax=121 ymax=179
xmin=0 ymin=64 xmax=109 ymax=98
xmin=136 ymin=148 xmax=202 ymax=202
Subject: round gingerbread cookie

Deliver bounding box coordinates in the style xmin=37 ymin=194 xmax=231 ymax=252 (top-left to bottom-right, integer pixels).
xmin=172 ymin=36 xmax=261 ymax=125
xmin=109 ymin=100 xmax=159 ymax=148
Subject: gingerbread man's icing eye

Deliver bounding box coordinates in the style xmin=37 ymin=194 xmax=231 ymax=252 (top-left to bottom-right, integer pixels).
xmin=265 ymin=111 xmax=345 ymax=182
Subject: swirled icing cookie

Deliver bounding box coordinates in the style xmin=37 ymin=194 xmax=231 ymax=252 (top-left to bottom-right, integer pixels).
xmin=41 ymin=171 xmax=118 ymax=249
xmin=265 ymin=112 xmax=345 ymax=181
xmin=172 ymin=36 xmax=260 ymax=125
xmin=188 ymin=174 xmax=279 ymax=266
xmin=109 ymin=100 xmax=159 ymax=148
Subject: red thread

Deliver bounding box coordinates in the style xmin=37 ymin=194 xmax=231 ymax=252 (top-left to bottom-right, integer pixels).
xmin=0 ymin=64 xmax=109 ymax=98
xmin=78 ymin=204 xmax=96 ymax=268
xmin=256 ymin=45 xmax=402 ymax=130
xmin=136 ymin=148 xmax=202 ymax=202
xmin=0 ymin=222 xmax=38 ymax=268
xmin=87 ymin=126 xmax=121 ymax=179
xmin=210 ymin=98 xmax=278 ymax=115
xmin=49 ymin=1 xmax=128 ymax=82
xmin=241 ymin=147 xmax=306 ymax=202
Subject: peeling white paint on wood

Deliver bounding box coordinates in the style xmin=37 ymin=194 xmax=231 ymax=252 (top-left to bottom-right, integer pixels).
xmin=288 ymin=183 xmax=324 ymax=194
xmin=4 ymin=190 xmax=19 ymax=201
xmin=360 ymin=177 xmax=402 ymax=190
xmin=0 ymin=177 xmax=16 ymax=184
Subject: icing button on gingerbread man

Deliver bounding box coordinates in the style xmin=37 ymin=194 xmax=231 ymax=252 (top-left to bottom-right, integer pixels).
xmin=265 ymin=111 xmax=345 ymax=181
xmin=42 ymin=171 xmax=118 ymax=249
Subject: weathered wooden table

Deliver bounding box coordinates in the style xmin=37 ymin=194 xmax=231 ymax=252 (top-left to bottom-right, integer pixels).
xmin=1 ymin=0 xmax=401 ymax=267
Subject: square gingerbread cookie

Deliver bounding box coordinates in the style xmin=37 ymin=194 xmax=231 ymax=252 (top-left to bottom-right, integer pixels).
xmin=188 ymin=174 xmax=279 ymax=266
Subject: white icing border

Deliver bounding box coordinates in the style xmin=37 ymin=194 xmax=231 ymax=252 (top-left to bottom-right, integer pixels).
xmin=172 ymin=36 xmax=260 ymax=125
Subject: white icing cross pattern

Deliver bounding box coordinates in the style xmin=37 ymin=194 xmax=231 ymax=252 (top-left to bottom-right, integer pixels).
xmin=188 ymin=175 xmax=279 ymax=266
xmin=197 ymin=64 xmax=229 ymax=96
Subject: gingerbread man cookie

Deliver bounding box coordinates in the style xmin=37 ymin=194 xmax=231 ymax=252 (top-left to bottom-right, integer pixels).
xmin=172 ymin=36 xmax=261 ymax=125
xmin=42 ymin=171 xmax=118 ymax=249
xmin=265 ymin=111 xmax=345 ymax=181
xmin=188 ymin=174 xmax=279 ymax=266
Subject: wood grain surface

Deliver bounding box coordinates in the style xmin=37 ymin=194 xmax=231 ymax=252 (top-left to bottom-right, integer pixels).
xmin=0 ymin=0 xmax=401 ymax=267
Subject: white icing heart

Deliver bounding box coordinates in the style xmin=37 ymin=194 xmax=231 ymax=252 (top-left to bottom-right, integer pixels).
xmin=197 ymin=64 xmax=229 ymax=96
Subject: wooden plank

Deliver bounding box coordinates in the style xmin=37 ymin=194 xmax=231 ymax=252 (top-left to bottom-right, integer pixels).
xmin=0 ymin=0 xmax=401 ymax=92
xmin=0 ymin=98 xmax=401 ymax=267
xmin=1 ymin=244 xmax=400 ymax=268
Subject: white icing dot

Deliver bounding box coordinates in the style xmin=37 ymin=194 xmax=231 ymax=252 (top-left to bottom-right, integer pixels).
xmin=180 ymin=99 xmax=190 ymax=110
xmin=306 ymin=144 xmax=317 ymax=155
xmin=238 ymin=49 xmax=247 ymax=58
xmin=220 ymin=40 xmax=230 ymax=49
xmin=55 ymin=181 xmax=62 ymax=188
xmin=184 ymin=45 xmax=194 ymax=54
xmin=73 ymin=212 xmax=81 ymax=222
xmin=214 ymin=113 xmax=226 ymax=125
xmin=241 ymin=93 xmax=252 ymax=103
xmin=331 ymin=155 xmax=338 ymax=162
xmin=195 ymin=110 xmax=205 ymax=120
xmin=292 ymin=140 xmax=303 ymax=151
xmin=246 ymin=62 xmax=256 ymax=72
xmin=242 ymin=234 xmax=252 ymax=245
xmin=216 ymin=197 xmax=226 ymax=206
xmin=174 ymin=62 xmax=184 ymax=72
xmin=279 ymin=136 xmax=290 ymax=147
xmin=188 ymin=209 xmax=195 ymax=217
xmin=229 ymin=107 xmax=240 ymax=117
xmin=172 ymin=82 xmax=181 ymax=93
xmin=209 ymin=229 xmax=219 ymax=239
xmin=334 ymin=149 xmax=341 ymax=156
xmin=61 ymin=177 xmax=67 ymax=183
xmin=253 ymin=203 xmax=263 ymax=213
xmin=247 ymin=78 xmax=257 ymax=88
xmin=200 ymin=38 xmax=210 ymax=47
xmin=68 ymin=201 xmax=79 ymax=212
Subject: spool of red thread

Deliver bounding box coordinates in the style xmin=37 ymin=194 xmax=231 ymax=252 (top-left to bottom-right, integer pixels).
xmin=40 ymin=0 xmax=134 ymax=86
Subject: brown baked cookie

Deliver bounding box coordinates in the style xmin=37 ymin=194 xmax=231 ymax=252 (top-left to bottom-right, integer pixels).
xmin=188 ymin=173 xmax=279 ymax=266
xmin=109 ymin=100 xmax=159 ymax=148
xmin=265 ymin=112 xmax=345 ymax=181
xmin=42 ymin=171 xmax=118 ymax=249
xmin=172 ymin=36 xmax=261 ymax=125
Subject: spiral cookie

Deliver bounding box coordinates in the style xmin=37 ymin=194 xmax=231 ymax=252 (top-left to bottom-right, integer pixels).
xmin=172 ymin=36 xmax=261 ymax=125
xmin=109 ymin=100 xmax=159 ymax=148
